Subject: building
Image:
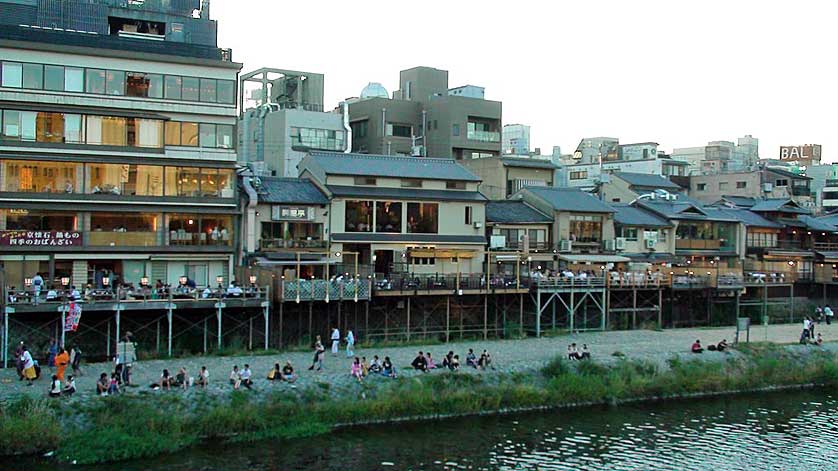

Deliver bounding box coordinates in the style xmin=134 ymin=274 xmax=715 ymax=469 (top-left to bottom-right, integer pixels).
xmin=485 ymin=200 xmax=554 ymax=273
xmin=688 ymin=166 xmax=813 ymax=208
xmin=298 ymin=151 xmax=488 ymax=277
xmin=672 ymin=135 xmax=760 ymax=175
xmin=0 ymin=0 xmax=241 ymax=288
xmin=802 ymin=163 xmax=838 ymax=212
xmin=460 ymin=156 xmax=557 ymax=200
xmin=600 ymin=172 xmax=684 ymax=204
xmin=502 ymin=124 xmax=530 ymax=155
xmin=348 ymin=66 xmax=502 ymax=160
xmin=610 ymin=204 xmax=675 ymax=266
xmin=238 ymin=68 xmax=347 ymax=177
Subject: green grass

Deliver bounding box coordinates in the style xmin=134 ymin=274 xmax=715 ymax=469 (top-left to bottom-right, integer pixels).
xmin=5 ymin=345 xmax=838 ymax=464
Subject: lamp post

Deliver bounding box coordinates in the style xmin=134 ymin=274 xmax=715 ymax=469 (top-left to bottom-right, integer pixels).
xmin=60 ymin=276 xmax=70 ymax=348
xmin=24 ymin=278 xmax=32 ymax=305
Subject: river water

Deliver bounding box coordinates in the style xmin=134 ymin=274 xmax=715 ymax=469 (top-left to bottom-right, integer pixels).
xmin=12 ymin=390 xmax=838 ymax=470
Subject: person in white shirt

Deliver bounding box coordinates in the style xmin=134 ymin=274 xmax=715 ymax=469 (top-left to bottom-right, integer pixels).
xmin=345 ymin=330 xmax=355 ymax=357
xmin=196 ymin=366 xmax=209 ymax=388
xmin=20 ymin=347 xmax=36 ymax=385
xmin=70 ymin=286 xmax=81 ymax=300
xmin=49 ymin=375 xmax=61 ymax=397
xmin=331 ymin=327 xmax=340 ymax=355
xmin=64 ymin=375 xmax=76 ymax=396
xmin=239 ymin=364 xmax=253 ymax=390
xmin=825 ymin=305 xmax=834 ymax=325
xmin=201 ymin=287 xmax=212 ymax=299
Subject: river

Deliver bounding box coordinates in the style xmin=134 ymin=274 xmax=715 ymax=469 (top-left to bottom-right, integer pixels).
xmin=10 ymin=389 xmax=837 ymax=470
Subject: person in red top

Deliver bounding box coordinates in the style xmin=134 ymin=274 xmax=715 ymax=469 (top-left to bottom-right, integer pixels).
xmin=691 ymin=340 xmax=704 ymax=353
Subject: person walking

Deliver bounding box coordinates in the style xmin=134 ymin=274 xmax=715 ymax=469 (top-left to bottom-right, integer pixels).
xmin=345 ymin=330 xmax=355 ymax=357
xmin=825 ymin=305 xmax=834 ymax=325
xmin=330 ymin=327 xmax=340 ymax=355
xmin=20 ymin=346 xmax=36 ymax=386
xmin=54 ymin=348 xmax=70 ymax=382
xmin=70 ymin=346 xmax=83 ymax=376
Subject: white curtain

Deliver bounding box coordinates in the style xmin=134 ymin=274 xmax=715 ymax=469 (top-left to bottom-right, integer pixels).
xmin=137 ymin=119 xmax=163 ymax=148
xmin=86 ymin=116 xmax=102 ymax=145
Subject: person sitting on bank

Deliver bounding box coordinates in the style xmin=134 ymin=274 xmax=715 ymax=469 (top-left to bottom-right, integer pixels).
xmin=175 ymin=367 xmax=189 ymax=389
xmin=478 ymin=350 xmax=494 ymax=370
xmin=267 ymin=363 xmax=281 ymax=381
xmin=580 ymin=344 xmax=591 ymax=360
xmin=196 ymin=366 xmax=209 ymax=388
xmin=425 ymin=352 xmax=437 ymax=370
xmin=815 ymin=333 xmax=824 ymax=346
xmin=230 ymin=365 xmax=241 ymax=390
xmin=64 ymin=375 xmax=76 ymax=396
xmin=466 ymin=349 xmax=478 ymax=368
xmin=411 ymin=351 xmax=428 ymax=372
xmin=442 ymin=350 xmax=455 ymax=369
xmin=281 ymin=361 xmax=297 ymax=383
xmin=381 ymin=356 xmax=397 ymax=378
xmin=691 ymin=340 xmax=704 ymax=353
xmin=567 ymin=344 xmax=580 ymax=360
xmin=351 ymin=357 xmax=364 ymax=383
xmin=160 ymin=369 xmax=173 ymax=391
xmin=369 ymin=355 xmax=383 ymax=374
xmin=716 ymin=339 xmax=729 ymax=352
xmin=97 ymin=372 xmax=109 ymax=395
xmin=240 ymin=364 xmax=253 ymax=389
xmin=450 ymin=355 xmax=461 ymax=371
xmin=48 ymin=374 xmax=61 ymax=398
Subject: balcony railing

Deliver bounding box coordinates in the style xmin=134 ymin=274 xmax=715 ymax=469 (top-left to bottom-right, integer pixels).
xmin=495 ymin=241 xmax=551 ymax=251
xmin=374 ymin=273 xmax=531 ymax=292
xmin=814 ymin=242 xmax=838 ymax=251
xmin=280 ymin=279 xmax=371 ymax=301
xmin=260 ymin=239 xmax=328 ymax=251
xmin=675 ymin=239 xmax=735 ymax=251
xmin=1 ymin=230 xmax=233 ymax=248
xmin=466 ymin=130 xmax=501 ymax=142
xmin=743 ymin=271 xmax=812 ymax=283
xmin=7 ymin=284 xmax=267 ymax=307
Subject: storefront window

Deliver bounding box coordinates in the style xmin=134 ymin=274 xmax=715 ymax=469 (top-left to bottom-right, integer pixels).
xmin=2 ymin=161 xmax=81 ymax=193
xmin=569 ymin=215 xmax=603 ymax=243
xmin=1 ymin=209 xmax=77 ymax=231
xmin=123 ymin=165 xmax=163 ymax=196
xmin=375 ymin=201 xmax=402 ymax=233
xmin=407 ymin=203 xmax=438 ymax=233
xmin=345 ymin=201 xmax=373 ymax=232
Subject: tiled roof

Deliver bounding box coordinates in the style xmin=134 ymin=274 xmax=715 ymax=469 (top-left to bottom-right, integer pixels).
xmin=486 ymin=201 xmax=553 ymax=224
xmin=613 ymin=172 xmax=681 ymax=190
xmin=258 ymin=177 xmax=329 ymax=205
xmin=307 ymin=151 xmax=480 ymax=181
xmin=326 ymin=185 xmax=487 ymax=202
xmin=750 ymin=199 xmax=811 ymax=214
xmin=611 ymin=204 xmax=672 ymax=227
xmin=500 ymin=157 xmax=558 ymax=169
xmin=523 ymin=187 xmax=616 ymax=213
xmin=799 ymin=215 xmax=838 ymax=233
xmin=715 ymin=208 xmax=783 ymax=229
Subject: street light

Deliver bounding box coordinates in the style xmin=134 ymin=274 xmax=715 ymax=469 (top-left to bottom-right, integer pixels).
xmin=249 ymin=275 xmax=257 ymax=284
xmin=103 ymin=276 xmax=110 ymax=287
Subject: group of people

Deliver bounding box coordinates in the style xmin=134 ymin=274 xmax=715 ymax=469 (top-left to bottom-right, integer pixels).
xmin=801 ymin=317 xmax=825 ymax=345
xmin=12 ymin=339 xmax=83 ymax=398
xmin=691 ymin=339 xmax=728 ymax=353
xmin=411 ymin=348 xmax=494 ymax=372
xmin=566 ymin=343 xmax=591 ymax=360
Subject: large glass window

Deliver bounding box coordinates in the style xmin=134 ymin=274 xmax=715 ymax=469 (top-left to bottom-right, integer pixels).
xmin=199 ymin=123 xmax=216 ymax=148
xmin=164 ymin=75 xmax=182 ymax=100
xmin=217 ymin=80 xmax=235 ymax=104
xmin=89 ymin=213 xmax=158 ymax=247
xmin=106 ymin=70 xmax=124 ymax=95
xmin=181 ymin=122 xmax=199 ymax=146
xmin=345 ymin=201 xmax=373 ymax=232
xmin=199 ymin=78 xmax=217 ymax=102
xmin=2 ymin=209 xmax=77 ymax=231
xmin=86 ymin=69 xmax=106 ymax=94
xmin=64 ymin=68 xmax=84 ymax=92
xmin=216 ymin=124 xmax=233 ymax=149
xmin=35 ymin=112 xmax=64 ymax=143
xmin=182 ymin=77 xmax=200 ymax=101
xmin=64 ymin=114 xmax=83 ymax=143
xmin=407 ymin=203 xmax=439 ymax=233
xmin=87 ymin=163 xmax=126 ymax=194
xmin=2 ymin=161 xmax=81 ymax=193
xmin=44 ymin=65 xmax=64 ymax=91
xmin=290 ymin=127 xmax=345 ymax=151
xmin=22 ymin=63 xmax=43 ymax=89
xmin=1 ymin=62 xmax=22 ymax=87
xmin=375 ymin=201 xmax=402 ymax=233
xmin=165 ymin=167 xmax=201 ymax=197
xmin=136 ymin=118 xmax=163 ymax=147
xmin=123 ymin=165 xmax=163 ymax=196
xmin=167 ymin=214 xmax=232 ymax=246
xmin=126 ymin=72 xmax=162 ymax=98
xmin=569 ymin=215 xmax=603 ymax=243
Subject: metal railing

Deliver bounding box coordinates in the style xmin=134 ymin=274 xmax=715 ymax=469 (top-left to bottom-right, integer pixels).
xmin=373 ymin=273 xmax=531 ymax=292
xmin=6 ymin=284 xmax=267 ymax=306
xmin=814 ymin=242 xmax=838 ymax=251
xmin=281 ymin=279 xmax=371 ymax=301
xmin=466 ymin=129 xmax=501 ymax=142
xmin=259 ymin=239 xmax=328 ymax=250
xmin=497 ymin=241 xmax=551 ymax=251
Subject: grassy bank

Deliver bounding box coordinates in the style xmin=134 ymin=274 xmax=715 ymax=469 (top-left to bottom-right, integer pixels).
xmin=3 ymin=343 xmax=838 ymax=464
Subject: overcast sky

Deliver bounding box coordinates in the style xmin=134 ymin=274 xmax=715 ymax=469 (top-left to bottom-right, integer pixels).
xmin=214 ymin=0 xmax=836 ymax=161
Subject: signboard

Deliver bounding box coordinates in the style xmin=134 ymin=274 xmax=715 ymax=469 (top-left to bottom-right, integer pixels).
xmin=779 ymin=145 xmax=822 ymax=165
xmin=490 ymin=235 xmax=506 ymax=249
xmin=271 ymin=206 xmax=314 ymax=221
xmin=0 ymin=230 xmax=82 ymax=247
xmin=64 ymin=303 xmax=82 ymax=332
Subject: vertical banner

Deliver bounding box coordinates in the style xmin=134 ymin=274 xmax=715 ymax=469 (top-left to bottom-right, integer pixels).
xmin=63 ymin=303 xmax=82 ymax=332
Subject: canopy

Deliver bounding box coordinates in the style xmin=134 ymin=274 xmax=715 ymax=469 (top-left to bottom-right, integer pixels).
xmin=558 ymin=254 xmax=631 ymax=263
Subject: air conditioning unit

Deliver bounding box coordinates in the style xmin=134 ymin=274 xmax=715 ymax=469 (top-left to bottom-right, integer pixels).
xmin=645 ymin=238 xmax=657 ymax=249
xmin=615 ymin=237 xmax=626 ymax=251
xmin=603 ymin=239 xmax=616 ymax=251
xmin=763 ymin=182 xmax=773 ymax=193
xmin=473 ymin=221 xmax=483 ymax=229
xmin=559 ymin=240 xmax=572 ymax=252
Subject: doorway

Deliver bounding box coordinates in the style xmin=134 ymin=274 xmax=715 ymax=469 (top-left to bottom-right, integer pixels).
xmin=374 ymin=250 xmax=394 ymax=276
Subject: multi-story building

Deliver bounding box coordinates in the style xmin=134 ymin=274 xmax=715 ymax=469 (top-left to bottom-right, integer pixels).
xmin=298 ymin=151 xmax=488 ymax=277
xmin=0 ymin=0 xmax=241 ymax=288
xmin=672 ymin=135 xmax=760 ymax=175
xmin=803 ymin=163 xmax=837 ymax=212
xmin=688 ymin=166 xmax=813 ymax=208
xmin=348 ymin=66 xmax=502 ymax=160
xmin=237 ymin=68 xmax=348 ymax=177
xmin=610 ymin=204 xmax=675 ymax=265
xmin=502 ymin=124 xmax=530 ymax=155
xmin=460 ymin=156 xmax=557 ymax=200
xmin=600 ymin=172 xmax=684 ymax=204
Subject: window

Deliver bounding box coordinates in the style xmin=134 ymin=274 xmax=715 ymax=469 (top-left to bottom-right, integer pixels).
xmin=64 ymin=68 xmax=84 ymax=92
xmin=657 ymin=228 xmax=668 ymax=243
xmin=216 ymin=124 xmax=233 ymax=149
xmin=123 ymin=165 xmax=163 ymax=196
xmin=199 ymin=123 xmax=216 ymax=148
xmin=181 ymin=122 xmax=199 ymax=146
xmin=446 ymin=181 xmax=466 ymax=190
xmin=181 ymin=77 xmax=200 ymax=101
xmin=44 ymin=65 xmax=64 ymax=91
xmin=345 ymin=201 xmax=373 ymax=232
xmin=106 ymin=70 xmax=124 ymax=95
xmin=386 ymin=123 xmax=412 ymax=137
xmin=164 ymin=76 xmax=182 ymax=100
xmin=401 ymin=179 xmax=422 ymax=188
xmin=217 ymin=80 xmax=235 ymax=104
xmin=135 ymin=119 xmax=163 ymax=147
xmin=470 ymin=152 xmax=493 ymax=159
xmin=696 ymin=183 xmax=706 ymax=191
xmin=746 ymin=231 xmax=778 ymax=248
xmin=164 ymin=167 xmax=200 ymax=197
xmin=35 ymin=112 xmax=64 ymax=143
xmin=719 ymin=181 xmax=729 ymax=190
xmin=199 ymin=78 xmax=217 ymax=102
xmin=407 ymin=203 xmax=438 ymax=233
xmin=2 ymin=161 xmax=82 ymax=193
xmin=737 ymin=181 xmax=747 ymax=189
xmin=354 ymin=177 xmax=376 ymax=186
xmin=465 ymin=206 xmax=473 ymax=225
xmin=86 ymin=69 xmax=106 ymax=94
xmin=165 ymin=121 xmax=181 ymax=146
xmin=569 ymin=215 xmax=603 ymax=243
xmin=570 ymin=170 xmax=588 ymax=180
xmin=375 ymin=201 xmax=402 ymax=233
xmin=775 ymin=179 xmax=788 ymax=187
xmin=620 ymin=227 xmax=638 ymax=241
xmin=2 ymin=209 xmax=77 ymax=231
xmin=452 ymin=123 xmax=460 ymax=136
xmin=22 ymin=63 xmax=43 ymax=89
xmin=407 ymin=246 xmax=435 ymax=265
xmin=1 ymin=62 xmax=22 ymax=87
xmin=290 ymin=127 xmax=345 ymax=151
xmin=350 ymin=120 xmax=368 ymax=139
xmin=126 ymin=72 xmax=162 ymax=98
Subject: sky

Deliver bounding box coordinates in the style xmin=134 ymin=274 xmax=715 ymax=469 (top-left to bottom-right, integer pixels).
xmin=213 ymin=0 xmax=837 ymax=161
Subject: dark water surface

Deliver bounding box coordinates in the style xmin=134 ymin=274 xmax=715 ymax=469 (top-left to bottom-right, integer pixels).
xmin=10 ymin=390 xmax=838 ymax=470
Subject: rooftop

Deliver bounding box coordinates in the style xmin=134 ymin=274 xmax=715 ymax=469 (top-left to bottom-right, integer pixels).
xmin=305 ymin=151 xmax=481 ymax=182
xmin=257 ymin=177 xmax=329 ymax=205
xmin=714 ymin=208 xmax=783 ymax=229
xmin=749 ymin=198 xmax=811 ymax=214
xmin=521 ymin=187 xmax=616 ymax=214
xmin=486 ymin=201 xmax=553 ymax=224
xmin=610 ymin=204 xmax=672 ymax=227
xmin=500 ymin=157 xmax=558 ymax=170
xmin=613 ymin=172 xmax=681 ymax=190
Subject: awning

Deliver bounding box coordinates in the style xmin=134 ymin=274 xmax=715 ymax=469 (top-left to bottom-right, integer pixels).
xmin=816 ymin=251 xmax=838 ymax=262
xmin=625 ymin=253 xmax=685 ymax=264
xmin=409 ymin=248 xmax=475 ymax=259
xmin=252 ymin=257 xmax=333 ymax=266
xmin=558 ymin=254 xmax=631 ymax=263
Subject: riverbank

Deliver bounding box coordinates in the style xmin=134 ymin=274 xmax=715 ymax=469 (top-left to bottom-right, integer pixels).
xmin=2 ymin=341 xmax=837 ymax=464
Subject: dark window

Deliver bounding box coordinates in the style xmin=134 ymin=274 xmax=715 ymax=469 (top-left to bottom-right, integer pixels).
xmin=350 ymin=120 xmax=368 ymax=139
xmin=407 ymin=203 xmax=438 ymax=234
xmin=345 ymin=201 xmax=373 ymax=232
xmin=401 ymin=179 xmax=422 ymax=188
xmin=696 ymin=183 xmax=706 ymax=191
xmin=375 ymin=201 xmax=402 ymax=233
xmin=446 ymin=181 xmax=466 ymax=190
xmin=126 ymin=72 xmax=152 ymax=97
xmin=217 ymin=80 xmax=235 ymax=104
xmin=464 ymin=206 xmax=472 ymax=225
xmin=22 ymin=63 xmax=43 ymax=89
xmin=736 ymin=181 xmax=747 ymax=189
xmin=44 ymin=65 xmax=64 ymax=91
xmin=354 ymin=177 xmax=376 ymax=186
xmin=388 ymin=123 xmax=412 ymax=137
xmin=452 ymin=123 xmax=460 ymax=136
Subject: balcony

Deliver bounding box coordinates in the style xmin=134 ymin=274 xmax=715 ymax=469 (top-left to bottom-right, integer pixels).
xmin=0 ymin=229 xmax=232 ymax=251
xmin=675 ymin=239 xmax=735 ymax=252
xmin=374 ymin=273 xmax=532 ymax=295
xmin=280 ymin=279 xmax=371 ymax=302
xmin=466 ymin=130 xmax=501 ymax=143
xmin=495 ymin=241 xmax=551 ymax=251
xmin=260 ymin=239 xmax=328 ymax=251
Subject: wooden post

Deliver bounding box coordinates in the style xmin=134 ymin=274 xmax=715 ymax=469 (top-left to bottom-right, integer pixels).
xmin=657 ymin=287 xmax=663 ymax=330
xmin=519 ymin=293 xmax=524 ymax=338
xmin=632 ymin=287 xmax=637 ymax=330
xmin=364 ymin=301 xmax=369 ymax=340
xmin=406 ymin=297 xmax=411 ymax=341
xmin=203 ymin=317 xmax=207 ymax=353
xmin=446 ymin=296 xmax=450 ymax=343
xmin=483 ymin=295 xmax=488 ymax=339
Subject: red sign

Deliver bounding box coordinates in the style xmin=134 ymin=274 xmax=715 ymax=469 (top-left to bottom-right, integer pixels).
xmin=0 ymin=230 xmax=83 ymax=247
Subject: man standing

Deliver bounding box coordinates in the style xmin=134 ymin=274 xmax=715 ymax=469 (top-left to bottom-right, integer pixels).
xmin=330 ymin=327 xmax=340 ymax=355
xmin=31 ymin=272 xmax=44 ymax=300
xmin=20 ymin=345 xmax=36 ymax=385
xmin=345 ymin=330 xmax=355 ymax=357
xmin=825 ymin=305 xmax=834 ymax=325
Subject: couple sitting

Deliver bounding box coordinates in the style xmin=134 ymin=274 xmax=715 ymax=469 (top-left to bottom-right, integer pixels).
xmin=267 ymin=361 xmax=297 ymax=383
xmin=691 ymin=339 xmax=728 ymax=353
xmin=411 ymin=351 xmax=437 ymax=372
xmin=566 ymin=343 xmax=590 ymax=361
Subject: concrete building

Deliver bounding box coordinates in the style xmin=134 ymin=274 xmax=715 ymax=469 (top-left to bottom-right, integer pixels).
xmin=298 ymin=151 xmax=488 ymax=276
xmin=348 ymin=66 xmax=502 ymax=160
xmin=804 ymin=163 xmax=838 ymax=212
xmin=610 ymin=204 xmax=675 ymax=265
xmin=688 ymin=166 xmax=813 ymax=208
xmin=460 ymin=156 xmax=557 ymax=200
xmin=600 ymin=172 xmax=683 ymax=204
xmin=0 ymin=0 xmax=241 ymax=288
xmin=238 ymin=68 xmax=347 ymax=177
xmin=672 ymin=135 xmax=760 ymax=175
xmin=502 ymin=124 xmax=530 ymax=155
